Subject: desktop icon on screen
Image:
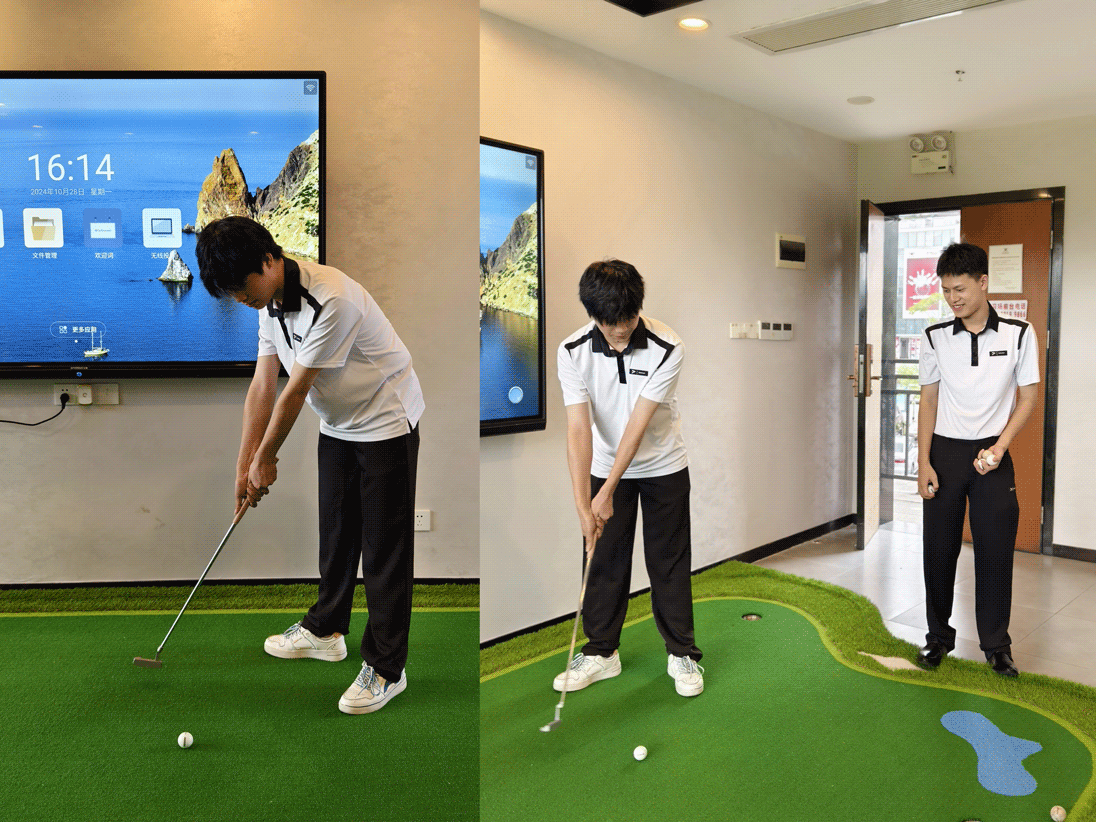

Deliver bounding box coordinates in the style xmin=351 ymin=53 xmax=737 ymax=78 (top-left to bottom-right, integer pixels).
xmin=84 ymin=208 xmax=122 ymax=247
xmin=23 ymin=208 xmax=64 ymax=248
xmin=142 ymin=208 xmax=182 ymax=248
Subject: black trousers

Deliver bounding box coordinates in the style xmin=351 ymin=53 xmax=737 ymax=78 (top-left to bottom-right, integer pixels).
xmin=922 ymin=434 xmax=1019 ymax=657
xmin=582 ymin=467 xmax=701 ymax=662
xmin=302 ymin=425 xmax=419 ymax=683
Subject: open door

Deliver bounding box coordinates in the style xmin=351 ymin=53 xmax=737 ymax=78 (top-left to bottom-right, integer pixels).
xmin=854 ymin=201 xmax=885 ymax=551
xmin=959 ymin=199 xmax=1052 ymax=553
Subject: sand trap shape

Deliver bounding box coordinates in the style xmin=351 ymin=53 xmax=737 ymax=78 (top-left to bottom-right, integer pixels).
xmin=858 ymin=652 xmax=920 ymax=671
xmin=941 ymin=710 xmax=1043 ymax=796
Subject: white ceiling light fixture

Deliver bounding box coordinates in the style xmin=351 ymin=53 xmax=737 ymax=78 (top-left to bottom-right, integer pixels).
xmin=678 ymin=17 xmax=710 ymax=31
xmin=736 ymin=0 xmax=1018 ymax=54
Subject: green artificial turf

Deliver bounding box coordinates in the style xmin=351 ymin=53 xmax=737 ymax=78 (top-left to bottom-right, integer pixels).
xmin=482 ymin=561 xmax=1096 ymax=820
xmin=0 ymin=610 xmax=478 ymax=822
xmin=0 ymin=581 xmax=478 ymax=613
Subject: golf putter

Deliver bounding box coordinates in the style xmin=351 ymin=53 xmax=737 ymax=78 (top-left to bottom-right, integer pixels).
xmin=134 ymin=504 xmax=248 ymax=668
xmin=540 ymin=533 xmax=597 ymax=732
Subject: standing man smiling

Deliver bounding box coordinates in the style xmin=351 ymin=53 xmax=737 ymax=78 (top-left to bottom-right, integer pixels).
xmin=915 ymin=242 xmax=1039 ymax=677
xmin=196 ymin=216 xmax=424 ymax=714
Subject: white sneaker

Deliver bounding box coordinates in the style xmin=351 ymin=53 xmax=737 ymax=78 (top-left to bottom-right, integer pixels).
xmin=264 ymin=621 xmax=347 ymax=661
xmin=667 ymin=654 xmax=704 ymax=697
xmin=552 ymin=651 xmax=622 ymax=692
xmin=339 ymin=664 xmax=407 ymax=714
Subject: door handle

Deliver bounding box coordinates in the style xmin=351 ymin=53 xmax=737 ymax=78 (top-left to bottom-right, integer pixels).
xmin=850 ymin=344 xmax=879 ymax=397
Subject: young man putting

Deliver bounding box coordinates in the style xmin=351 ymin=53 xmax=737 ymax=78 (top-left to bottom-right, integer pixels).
xmin=554 ymin=259 xmax=703 ymax=697
xmin=915 ymin=242 xmax=1039 ymax=678
xmin=196 ymin=216 xmax=424 ymax=713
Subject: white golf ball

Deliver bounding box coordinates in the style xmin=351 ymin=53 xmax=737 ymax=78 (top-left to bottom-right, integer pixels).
xmin=633 ymin=745 xmax=647 ymax=761
xmin=1051 ymin=806 xmax=1067 ymax=822
xmin=177 ymin=732 xmax=193 ymax=749
xmin=984 ymin=452 xmax=998 ymax=466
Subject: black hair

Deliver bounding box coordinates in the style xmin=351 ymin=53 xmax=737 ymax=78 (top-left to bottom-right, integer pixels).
xmin=936 ymin=242 xmax=988 ymax=280
xmin=195 ymin=216 xmax=283 ymax=298
xmin=578 ymin=259 xmax=645 ymax=325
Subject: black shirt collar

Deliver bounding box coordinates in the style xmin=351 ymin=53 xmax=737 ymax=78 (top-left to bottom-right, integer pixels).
xmin=951 ymin=303 xmax=999 ymax=336
xmin=267 ymin=258 xmax=302 ymax=319
xmin=591 ymin=317 xmax=648 ymax=357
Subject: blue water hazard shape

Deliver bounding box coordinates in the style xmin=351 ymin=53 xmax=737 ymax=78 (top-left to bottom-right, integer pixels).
xmin=941 ymin=710 xmax=1043 ymax=796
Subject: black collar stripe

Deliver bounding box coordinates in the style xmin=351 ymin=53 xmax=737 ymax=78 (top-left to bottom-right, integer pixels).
xmin=924 ymin=320 xmax=952 ymax=349
xmin=645 ymin=329 xmax=675 ymax=368
xmin=276 ymin=317 xmax=292 ymax=347
xmin=999 ymin=316 xmax=1028 ymax=349
xmin=264 ymin=259 xmax=326 ymax=345
xmin=302 ymin=288 xmax=324 ymax=330
xmin=564 ymin=330 xmax=595 ymax=352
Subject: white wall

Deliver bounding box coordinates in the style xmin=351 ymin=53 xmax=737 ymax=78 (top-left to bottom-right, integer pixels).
xmin=480 ymin=13 xmax=859 ymax=642
xmin=858 ymin=118 xmax=1096 ymax=552
xmin=0 ymin=0 xmax=480 ymax=583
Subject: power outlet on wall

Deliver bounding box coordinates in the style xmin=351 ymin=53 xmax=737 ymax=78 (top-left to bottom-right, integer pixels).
xmin=53 ymin=384 xmax=79 ymax=405
xmin=414 ymin=509 xmax=433 ymax=532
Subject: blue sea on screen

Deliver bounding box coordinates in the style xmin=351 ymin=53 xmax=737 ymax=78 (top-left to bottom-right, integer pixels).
xmin=0 ymin=109 xmax=316 ymax=364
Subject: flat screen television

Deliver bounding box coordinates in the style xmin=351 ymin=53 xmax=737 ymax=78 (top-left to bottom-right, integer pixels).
xmin=480 ymin=137 xmax=546 ymax=436
xmin=0 ymin=71 xmax=325 ymax=379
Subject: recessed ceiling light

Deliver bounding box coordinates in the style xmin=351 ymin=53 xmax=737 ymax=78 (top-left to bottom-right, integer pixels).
xmin=847 ymin=96 xmax=875 ymax=105
xmin=678 ymin=17 xmax=710 ymax=31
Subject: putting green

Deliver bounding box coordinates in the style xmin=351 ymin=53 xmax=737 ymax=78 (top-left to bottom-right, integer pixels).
xmin=480 ymin=599 xmax=1092 ymax=821
xmin=0 ymin=610 xmax=478 ymax=822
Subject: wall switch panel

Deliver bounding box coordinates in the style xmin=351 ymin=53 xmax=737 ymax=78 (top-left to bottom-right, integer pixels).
xmin=94 ymin=384 xmax=119 ymax=405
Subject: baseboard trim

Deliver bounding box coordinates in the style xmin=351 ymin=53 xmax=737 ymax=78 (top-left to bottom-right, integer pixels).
xmin=726 ymin=514 xmax=857 ymax=565
xmin=1051 ymin=544 xmax=1096 ymax=563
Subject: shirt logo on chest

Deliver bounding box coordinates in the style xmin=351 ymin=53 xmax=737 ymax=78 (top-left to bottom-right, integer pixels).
xmin=293 ymin=333 xmax=303 ymax=343
xmin=629 ymin=368 xmax=648 ymax=376
xmin=989 ymin=350 xmax=1007 ymax=357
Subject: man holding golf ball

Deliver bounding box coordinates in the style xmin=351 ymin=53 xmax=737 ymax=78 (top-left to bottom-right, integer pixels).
xmin=915 ymin=242 xmax=1040 ymax=677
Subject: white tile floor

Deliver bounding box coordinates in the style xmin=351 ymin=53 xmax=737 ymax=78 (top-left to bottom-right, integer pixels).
xmin=756 ymin=522 xmax=1096 ymax=688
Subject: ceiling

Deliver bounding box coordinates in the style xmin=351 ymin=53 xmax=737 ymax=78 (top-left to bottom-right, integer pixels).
xmin=481 ymin=0 xmax=1096 ymax=142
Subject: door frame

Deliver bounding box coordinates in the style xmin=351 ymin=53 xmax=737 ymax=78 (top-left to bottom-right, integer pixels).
xmin=859 ymin=187 xmax=1064 ymax=555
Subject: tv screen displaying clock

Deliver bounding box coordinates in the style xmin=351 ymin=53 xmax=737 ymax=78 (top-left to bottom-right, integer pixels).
xmin=480 ymin=137 xmax=546 ymax=436
xmin=0 ymin=71 xmax=325 ymax=379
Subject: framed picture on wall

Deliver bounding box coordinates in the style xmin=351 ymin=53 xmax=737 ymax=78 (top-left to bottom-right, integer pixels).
xmin=479 ymin=137 xmax=546 ymax=436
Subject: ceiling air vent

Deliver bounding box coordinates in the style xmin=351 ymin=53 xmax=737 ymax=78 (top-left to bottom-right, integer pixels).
xmin=737 ymin=0 xmax=1015 ymax=54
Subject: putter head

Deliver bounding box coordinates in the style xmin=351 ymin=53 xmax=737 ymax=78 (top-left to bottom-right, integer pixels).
xmin=539 ymin=720 xmax=560 ymax=733
xmin=133 ymin=657 xmax=162 ymax=668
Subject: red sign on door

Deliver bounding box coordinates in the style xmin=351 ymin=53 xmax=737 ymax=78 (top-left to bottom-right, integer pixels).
xmin=903 ymin=257 xmax=942 ymax=319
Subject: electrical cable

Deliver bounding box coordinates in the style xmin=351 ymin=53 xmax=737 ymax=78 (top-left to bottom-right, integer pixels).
xmin=0 ymin=393 xmax=69 ymax=426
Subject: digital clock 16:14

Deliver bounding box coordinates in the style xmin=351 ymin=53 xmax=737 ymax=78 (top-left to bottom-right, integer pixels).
xmin=28 ymin=154 xmax=114 ymax=182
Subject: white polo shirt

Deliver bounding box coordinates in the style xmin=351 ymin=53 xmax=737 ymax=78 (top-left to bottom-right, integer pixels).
xmin=919 ymin=305 xmax=1039 ymax=440
xmin=558 ymin=315 xmax=688 ymax=479
xmin=256 ymin=258 xmax=425 ymax=442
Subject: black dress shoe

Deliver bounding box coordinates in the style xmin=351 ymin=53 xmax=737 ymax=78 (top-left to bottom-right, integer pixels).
xmin=915 ymin=641 xmax=948 ymax=670
xmin=989 ymin=651 xmax=1019 ymax=677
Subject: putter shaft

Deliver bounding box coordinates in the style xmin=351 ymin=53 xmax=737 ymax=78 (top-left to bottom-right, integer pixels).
xmin=133 ymin=506 xmax=247 ymax=668
xmin=541 ymin=535 xmax=596 ymax=731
